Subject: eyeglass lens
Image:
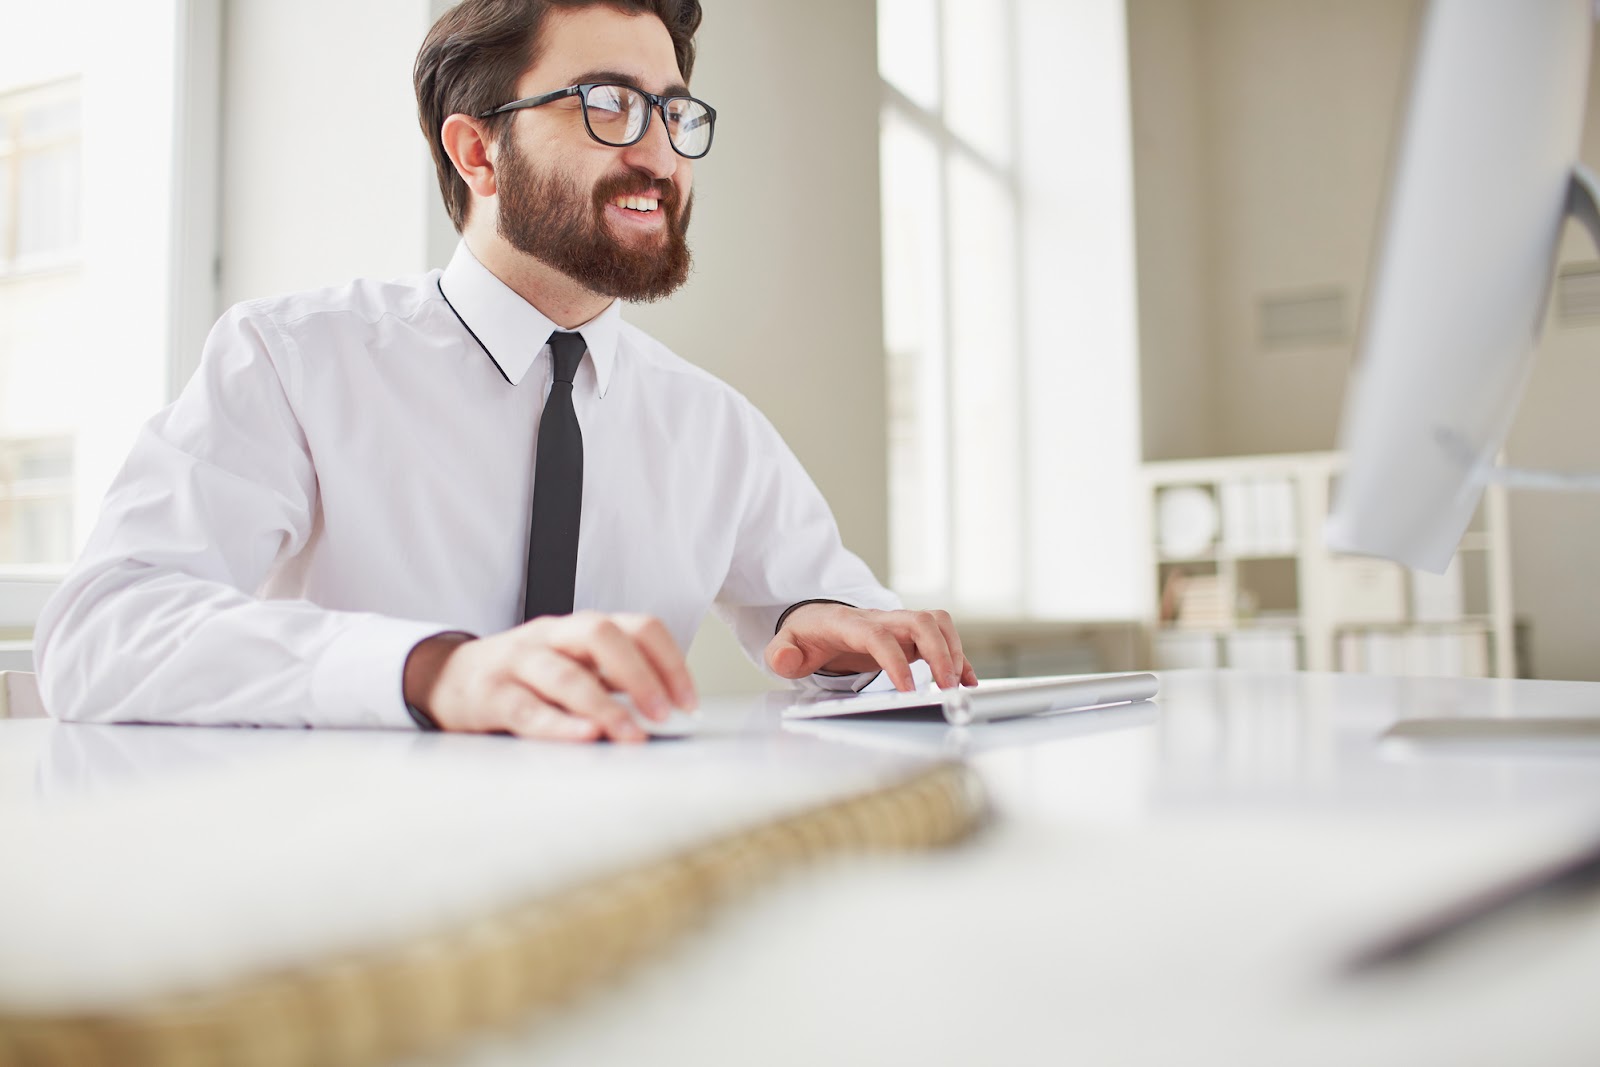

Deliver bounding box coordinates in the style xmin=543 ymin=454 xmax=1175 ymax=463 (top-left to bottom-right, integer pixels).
xmin=582 ymin=84 xmax=712 ymax=157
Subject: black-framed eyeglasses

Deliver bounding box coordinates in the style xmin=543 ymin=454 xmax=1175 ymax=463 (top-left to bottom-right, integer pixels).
xmin=479 ymin=82 xmax=716 ymax=159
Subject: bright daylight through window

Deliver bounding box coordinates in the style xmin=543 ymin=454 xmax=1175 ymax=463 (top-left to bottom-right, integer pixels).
xmin=0 ymin=2 xmax=204 ymax=659
xmin=877 ymin=0 xmax=1145 ymax=621
xmin=0 ymin=80 xmax=81 ymax=565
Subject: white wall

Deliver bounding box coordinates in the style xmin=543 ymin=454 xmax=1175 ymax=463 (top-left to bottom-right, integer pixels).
xmin=218 ymin=0 xmax=887 ymax=695
xmin=1203 ymin=0 xmax=1419 ymax=459
xmin=1017 ymin=0 xmax=1146 ymax=619
xmin=1131 ymin=0 xmax=1420 ymax=460
xmin=219 ymin=0 xmax=434 ymax=305
xmin=1127 ymin=0 xmax=1215 ymax=462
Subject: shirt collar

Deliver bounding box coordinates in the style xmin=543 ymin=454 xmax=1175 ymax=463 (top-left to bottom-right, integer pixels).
xmin=438 ymin=239 xmax=620 ymax=397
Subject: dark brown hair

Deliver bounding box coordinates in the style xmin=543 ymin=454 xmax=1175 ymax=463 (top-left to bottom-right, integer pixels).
xmin=414 ymin=0 xmax=702 ymax=233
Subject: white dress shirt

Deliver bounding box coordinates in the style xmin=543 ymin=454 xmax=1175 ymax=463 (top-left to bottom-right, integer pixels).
xmin=35 ymin=241 xmax=901 ymax=729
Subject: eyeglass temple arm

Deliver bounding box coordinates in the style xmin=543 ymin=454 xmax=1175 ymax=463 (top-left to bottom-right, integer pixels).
xmin=477 ymin=87 xmax=582 ymax=119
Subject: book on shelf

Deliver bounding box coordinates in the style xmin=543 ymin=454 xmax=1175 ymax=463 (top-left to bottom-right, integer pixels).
xmin=1224 ymin=629 xmax=1300 ymax=671
xmin=1155 ymin=631 xmax=1221 ymax=669
xmin=1219 ymin=476 xmax=1297 ymax=557
xmin=1409 ymin=556 xmax=1466 ymax=622
xmin=1220 ymin=480 xmax=1251 ymax=557
xmin=1337 ymin=629 xmax=1490 ymax=677
xmin=1328 ymin=556 xmax=1408 ymax=624
xmin=1257 ymin=477 xmax=1297 ymax=555
xmin=1174 ymin=574 xmax=1228 ymax=628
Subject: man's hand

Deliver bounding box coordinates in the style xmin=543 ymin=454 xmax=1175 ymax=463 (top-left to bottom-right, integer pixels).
xmin=403 ymin=612 xmax=698 ymax=742
xmin=764 ymin=603 xmax=978 ymax=692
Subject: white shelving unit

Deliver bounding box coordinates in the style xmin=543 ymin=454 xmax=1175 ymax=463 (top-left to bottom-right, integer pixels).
xmin=1142 ymin=452 xmax=1514 ymax=678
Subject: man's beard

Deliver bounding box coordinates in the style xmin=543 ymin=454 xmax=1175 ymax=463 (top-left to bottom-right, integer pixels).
xmin=495 ymin=136 xmax=693 ymax=303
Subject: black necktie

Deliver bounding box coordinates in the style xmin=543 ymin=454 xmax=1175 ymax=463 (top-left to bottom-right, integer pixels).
xmin=523 ymin=330 xmax=586 ymax=620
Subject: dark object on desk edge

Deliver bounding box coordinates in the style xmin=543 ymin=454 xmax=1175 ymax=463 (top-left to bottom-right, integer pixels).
xmin=1345 ymin=829 xmax=1600 ymax=974
xmin=1384 ymin=717 xmax=1600 ymax=741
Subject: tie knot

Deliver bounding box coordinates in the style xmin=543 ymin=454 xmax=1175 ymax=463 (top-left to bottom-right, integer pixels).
xmin=546 ymin=331 xmax=586 ymax=384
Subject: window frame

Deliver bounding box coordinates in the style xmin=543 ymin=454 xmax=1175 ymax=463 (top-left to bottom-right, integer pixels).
xmin=879 ymin=0 xmax=1030 ymax=613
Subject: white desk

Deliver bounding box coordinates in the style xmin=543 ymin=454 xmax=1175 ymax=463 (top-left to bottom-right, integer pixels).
xmin=7 ymin=670 xmax=1600 ymax=1066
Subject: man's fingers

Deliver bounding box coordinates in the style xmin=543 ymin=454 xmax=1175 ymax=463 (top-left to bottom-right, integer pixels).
xmin=506 ymin=701 xmax=603 ymax=742
xmin=544 ymin=613 xmax=674 ymax=722
xmin=929 ymin=611 xmax=971 ymax=687
xmin=765 ymin=637 xmax=808 ymax=679
xmin=508 ymin=647 xmax=647 ymax=743
xmin=863 ymin=627 xmax=916 ymax=692
xmin=614 ymin=613 xmax=698 ymax=710
xmin=902 ymin=611 xmax=957 ymax=688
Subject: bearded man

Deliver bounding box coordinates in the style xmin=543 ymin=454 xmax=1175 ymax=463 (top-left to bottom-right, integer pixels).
xmin=35 ymin=0 xmax=977 ymax=740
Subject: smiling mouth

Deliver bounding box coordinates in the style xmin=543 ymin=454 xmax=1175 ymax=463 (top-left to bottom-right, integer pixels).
xmin=610 ymin=193 xmax=660 ymax=214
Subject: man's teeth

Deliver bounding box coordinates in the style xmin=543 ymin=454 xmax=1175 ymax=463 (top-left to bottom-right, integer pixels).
xmin=613 ymin=195 xmax=659 ymax=212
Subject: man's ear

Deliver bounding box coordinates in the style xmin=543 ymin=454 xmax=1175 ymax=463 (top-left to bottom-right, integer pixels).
xmin=441 ymin=113 xmax=498 ymax=200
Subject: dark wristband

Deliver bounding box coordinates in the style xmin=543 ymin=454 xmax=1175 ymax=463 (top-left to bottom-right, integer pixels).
xmin=402 ymin=630 xmax=475 ymax=732
xmin=774 ymin=598 xmax=853 ymax=634
xmin=405 ymin=700 xmax=442 ymax=731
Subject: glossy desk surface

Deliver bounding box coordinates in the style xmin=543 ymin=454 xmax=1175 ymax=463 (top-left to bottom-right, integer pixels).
xmin=7 ymin=670 xmax=1600 ymax=1065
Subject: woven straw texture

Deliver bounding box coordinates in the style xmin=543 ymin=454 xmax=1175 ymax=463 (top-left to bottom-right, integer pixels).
xmin=0 ymin=761 xmax=987 ymax=1067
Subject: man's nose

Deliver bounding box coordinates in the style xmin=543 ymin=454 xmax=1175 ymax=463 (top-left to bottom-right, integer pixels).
xmin=620 ymin=108 xmax=678 ymax=180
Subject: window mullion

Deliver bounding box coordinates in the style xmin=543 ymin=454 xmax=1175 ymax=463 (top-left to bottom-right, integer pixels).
xmin=4 ymin=154 xmax=13 ymax=266
xmin=884 ymin=0 xmax=1030 ymax=614
xmin=1004 ymin=0 xmax=1027 ymax=618
xmin=933 ymin=0 xmax=958 ymax=609
xmin=882 ymin=81 xmax=1010 ymax=186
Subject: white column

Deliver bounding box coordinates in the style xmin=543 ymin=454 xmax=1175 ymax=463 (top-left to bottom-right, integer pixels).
xmin=1018 ymin=0 xmax=1146 ymax=619
xmin=77 ymin=0 xmax=180 ymax=539
xmin=219 ymin=0 xmax=435 ymax=307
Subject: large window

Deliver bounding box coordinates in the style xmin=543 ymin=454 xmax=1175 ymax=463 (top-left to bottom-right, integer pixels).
xmin=0 ymin=81 xmax=82 ymax=272
xmin=0 ymin=81 xmax=83 ymax=566
xmin=0 ymin=437 xmax=74 ymax=566
xmin=0 ymin=2 xmax=219 ymax=648
xmin=0 ymin=80 xmax=83 ymax=568
xmin=879 ymin=0 xmax=1023 ymax=613
xmin=878 ymin=0 xmax=1146 ymax=620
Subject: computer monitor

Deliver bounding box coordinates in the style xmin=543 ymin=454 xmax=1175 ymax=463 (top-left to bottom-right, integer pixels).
xmin=1325 ymin=0 xmax=1599 ymax=573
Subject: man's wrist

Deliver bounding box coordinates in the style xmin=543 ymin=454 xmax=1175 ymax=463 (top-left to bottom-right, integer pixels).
xmin=402 ymin=631 xmax=475 ymax=730
xmin=775 ymin=600 xmax=878 ymax=678
xmin=774 ymin=598 xmax=852 ymax=635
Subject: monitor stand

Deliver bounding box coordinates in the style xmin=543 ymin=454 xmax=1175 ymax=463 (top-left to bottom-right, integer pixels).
xmin=1463 ymin=163 xmax=1600 ymax=493
xmin=1567 ymin=161 xmax=1600 ymax=251
xmin=1406 ymin=164 xmax=1600 ymax=744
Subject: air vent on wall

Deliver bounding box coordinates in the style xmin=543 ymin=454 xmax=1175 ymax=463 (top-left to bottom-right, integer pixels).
xmin=1257 ymin=288 xmax=1348 ymax=351
xmin=1556 ymin=262 xmax=1600 ymax=324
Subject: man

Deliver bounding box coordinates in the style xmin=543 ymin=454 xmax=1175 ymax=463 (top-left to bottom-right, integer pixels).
xmin=35 ymin=0 xmax=976 ymax=742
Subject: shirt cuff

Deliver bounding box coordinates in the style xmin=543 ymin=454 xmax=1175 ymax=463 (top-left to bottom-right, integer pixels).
xmin=795 ymin=658 xmax=938 ymax=694
xmin=867 ymin=658 xmax=936 ymax=690
xmin=310 ymin=616 xmax=463 ymax=730
xmin=774 ymin=598 xmax=853 ymax=634
xmin=800 ymin=669 xmax=883 ymax=694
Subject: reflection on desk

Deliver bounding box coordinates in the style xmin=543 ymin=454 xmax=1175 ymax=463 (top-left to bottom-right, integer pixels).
xmin=783 ymin=698 xmax=1161 ymax=758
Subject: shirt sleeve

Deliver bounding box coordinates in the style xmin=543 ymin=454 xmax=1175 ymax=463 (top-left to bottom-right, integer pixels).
xmin=710 ymin=400 xmax=901 ymax=693
xmin=33 ymin=302 xmax=454 ymax=729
